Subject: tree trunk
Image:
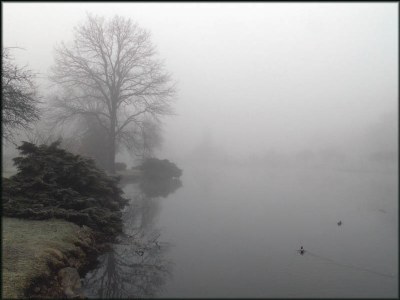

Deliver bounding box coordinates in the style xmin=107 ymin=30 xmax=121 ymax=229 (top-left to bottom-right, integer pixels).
xmin=108 ymin=110 xmax=117 ymax=174
xmin=108 ymin=134 xmax=116 ymax=174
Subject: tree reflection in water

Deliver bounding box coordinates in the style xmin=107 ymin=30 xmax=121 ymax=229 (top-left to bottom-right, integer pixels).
xmin=82 ymin=176 xmax=182 ymax=298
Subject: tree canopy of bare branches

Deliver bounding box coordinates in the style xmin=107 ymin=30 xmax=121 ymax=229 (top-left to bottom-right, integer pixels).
xmin=2 ymin=48 xmax=40 ymax=144
xmin=51 ymin=14 xmax=175 ymax=173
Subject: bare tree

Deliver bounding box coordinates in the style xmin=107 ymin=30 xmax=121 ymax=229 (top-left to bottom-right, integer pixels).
xmin=50 ymin=14 xmax=175 ymax=173
xmin=25 ymin=120 xmax=83 ymax=154
xmin=2 ymin=47 xmax=40 ymax=144
xmin=127 ymin=118 xmax=163 ymax=159
xmin=77 ymin=115 xmax=110 ymax=170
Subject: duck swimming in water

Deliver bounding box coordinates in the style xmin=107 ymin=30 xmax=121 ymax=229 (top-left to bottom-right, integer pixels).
xmin=337 ymin=220 xmax=342 ymax=226
xmin=298 ymin=246 xmax=305 ymax=255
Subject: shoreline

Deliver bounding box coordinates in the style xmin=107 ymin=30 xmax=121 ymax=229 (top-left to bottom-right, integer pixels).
xmin=2 ymin=217 xmax=106 ymax=299
xmin=2 ymin=169 xmax=140 ymax=298
xmin=2 ymin=162 xmax=176 ymax=298
xmin=2 ymin=171 xmax=141 ymax=299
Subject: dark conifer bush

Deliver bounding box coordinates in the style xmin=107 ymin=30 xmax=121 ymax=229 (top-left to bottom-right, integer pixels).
xmin=2 ymin=141 xmax=129 ymax=237
xmin=139 ymin=158 xmax=182 ymax=180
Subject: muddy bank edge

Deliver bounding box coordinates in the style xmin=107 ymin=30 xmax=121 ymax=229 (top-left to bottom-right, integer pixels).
xmin=2 ymin=217 xmax=103 ymax=298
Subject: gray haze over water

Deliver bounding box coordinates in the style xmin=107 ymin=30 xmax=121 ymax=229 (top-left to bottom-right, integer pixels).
xmin=3 ymin=3 xmax=398 ymax=298
xmin=83 ymin=165 xmax=398 ymax=298
xmin=3 ymin=3 xmax=398 ymax=163
xmin=157 ymin=165 xmax=398 ymax=298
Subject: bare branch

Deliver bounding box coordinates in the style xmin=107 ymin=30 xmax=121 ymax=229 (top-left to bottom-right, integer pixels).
xmin=2 ymin=47 xmax=41 ymax=144
xmin=49 ymin=15 xmax=175 ymax=171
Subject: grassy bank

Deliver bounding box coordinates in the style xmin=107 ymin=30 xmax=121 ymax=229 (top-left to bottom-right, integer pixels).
xmin=2 ymin=168 xmax=16 ymax=179
xmin=2 ymin=217 xmax=95 ymax=299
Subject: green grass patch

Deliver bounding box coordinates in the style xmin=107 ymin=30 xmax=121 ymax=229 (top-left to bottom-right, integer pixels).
xmin=2 ymin=217 xmax=93 ymax=299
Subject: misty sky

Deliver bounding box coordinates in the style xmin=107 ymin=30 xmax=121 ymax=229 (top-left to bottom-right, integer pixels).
xmin=3 ymin=3 xmax=398 ymax=160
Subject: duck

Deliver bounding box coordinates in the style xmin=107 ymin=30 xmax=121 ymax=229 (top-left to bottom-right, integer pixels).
xmin=298 ymin=246 xmax=305 ymax=255
xmin=337 ymin=220 xmax=342 ymax=226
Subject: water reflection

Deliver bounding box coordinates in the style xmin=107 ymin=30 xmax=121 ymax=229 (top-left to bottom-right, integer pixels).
xmin=140 ymin=177 xmax=182 ymax=198
xmin=83 ymin=176 xmax=182 ymax=298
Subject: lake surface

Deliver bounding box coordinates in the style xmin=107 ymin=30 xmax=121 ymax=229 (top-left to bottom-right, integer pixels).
xmin=83 ymin=163 xmax=398 ymax=298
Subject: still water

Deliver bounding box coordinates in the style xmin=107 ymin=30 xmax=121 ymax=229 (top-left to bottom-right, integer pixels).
xmin=83 ymin=163 xmax=398 ymax=298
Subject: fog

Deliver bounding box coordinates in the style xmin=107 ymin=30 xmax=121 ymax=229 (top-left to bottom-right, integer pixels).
xmin=2 ymin=3 xmax=398 ymax=298
xmin=3 ymin=3 xmax=398 ymax=167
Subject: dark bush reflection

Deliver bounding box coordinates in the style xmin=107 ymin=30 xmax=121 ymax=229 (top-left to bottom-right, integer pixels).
xmin=139 ymin=177 xmax=182 ymax=198
xmin=82 ymin=178 xmax=181 ymax=298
